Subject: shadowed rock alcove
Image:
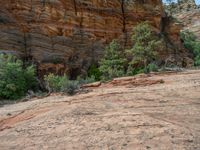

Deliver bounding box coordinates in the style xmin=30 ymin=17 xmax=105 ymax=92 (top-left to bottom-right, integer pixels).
xmin=68 ymin=68 xmax=81 ymax=80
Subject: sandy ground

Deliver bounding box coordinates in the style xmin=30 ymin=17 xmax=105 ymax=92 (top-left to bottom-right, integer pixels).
xmin=0 ymin=70 xmax=200 ymax=150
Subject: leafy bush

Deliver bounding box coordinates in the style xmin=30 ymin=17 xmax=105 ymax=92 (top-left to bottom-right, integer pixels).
xmin=126 ymin=66 xmax=144 ymax=76
xmin=180 ymin=30 xmax=200 ymax=66
xmin=84 ymin=75 xmax=96 ymax=84
xmin=0 ymin=54 xmax=37 ymax=100
xmin=61 ymin=80 xmax=80 ymax=95
xmin=146 ymin=63 xmax=159 ymax=73
xmin=180 ymin=30 xmax=197 ymax=52
xmin=77 ymin=75 xmax=96 ymax=85
xmin=24 ymin=65 xmax=38 ymax=91
xmin=194 ymin=55 xmax=200 ymax=66
xmin=193 ymin=43 xmax=200 ymax=66
xmin=87 ymin=64 xmax=101 ymax=81
xmin=99 ymin=40 xmax=126 ymax=81
xmin=44 ymin=73 xmax=67 ymax=92
xmin=44 ymin=73 xmax=80 ymax=95
xmin=127 ymin=63 xmax=158 ymax=76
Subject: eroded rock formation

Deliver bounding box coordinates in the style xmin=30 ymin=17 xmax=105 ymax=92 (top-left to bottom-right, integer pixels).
xmin=176 ymin=9 xmax=200 ymax=40
xmin=0 ymin=0 xmax=193 ymax=77
xmin=174 ymin=1 xmax=200 ymax=40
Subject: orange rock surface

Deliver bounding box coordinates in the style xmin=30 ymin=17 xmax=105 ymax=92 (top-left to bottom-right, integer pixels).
xmin=0 ymin=0 xmax=193 ymax=77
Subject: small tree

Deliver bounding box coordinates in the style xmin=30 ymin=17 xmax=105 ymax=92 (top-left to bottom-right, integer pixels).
xmin=180 ymin=30 xmax=200 ymax=66
xmin=127 ymin=22 xmax=161 ymax=73
xmin=99 ymin=40 xmax=126 ymax=80
xmin=0 ymin=54 xmax=37 ymax=100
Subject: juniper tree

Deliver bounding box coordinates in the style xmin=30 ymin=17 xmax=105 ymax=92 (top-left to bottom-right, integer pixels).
xmin=99 ymin=40 xmax=126 ymax=80
xmin=127 ymin=22 xmax=161 ymax=73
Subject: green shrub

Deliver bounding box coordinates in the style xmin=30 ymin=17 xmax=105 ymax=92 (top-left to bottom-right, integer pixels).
xmin=194 ymin=55 xmax=200 ymax=66
xmin=99 ymin=40 xmax=126 ymax=81
xmin=193 ymin=43 xmax=200 ymax=66
xmin=0 ymin=54 xmax=37 ymax=100
xmin=180 ymin=30 xmax=200 ymax=66
xmin=44 ymin=73 xmax=80 ymax=95
xmin=146 ymin=63 xmax=159 ymax=73
xmin=61 ymin=80 xmax=79 ymax=95
xmin=180 ymin=30 xmax=197 ymax=52
xmin=77 ymin=75 xmax=96 ymax=85
xmin=44 ymin=73 xmax=67 ymax=92
xmin=126 ymin=66 xmax=144 ymax=76
xmin=24 ymin=65 xmax=38 ymax=91
xmin=87 ymin=64 xmax=101 ymax=81
xmin=85 ymin=75 xmax=96 ymax=84
xmin=127 ymin=63 xmax=158 ymax=76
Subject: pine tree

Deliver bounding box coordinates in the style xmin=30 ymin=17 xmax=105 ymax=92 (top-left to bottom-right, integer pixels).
xmin=127 ymin=22 xmax=161 ymax=73
xmin=99 ymin=40 xmax=126 ymax=81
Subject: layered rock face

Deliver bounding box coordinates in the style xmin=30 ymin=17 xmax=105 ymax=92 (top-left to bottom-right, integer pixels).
xmin=0 ymin=0 xmax=193 ymax=77
xmin=176 ymin=9 xmax=200 ymax=40
xmin=174 ymin=1 xmax=200 ymax=40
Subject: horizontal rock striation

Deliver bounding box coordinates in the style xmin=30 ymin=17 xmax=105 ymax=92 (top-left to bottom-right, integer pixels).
xmin=0 ymin=0 xmax=193 ymax=77
xmin=175 ymin=9 xmax=200 ymax=40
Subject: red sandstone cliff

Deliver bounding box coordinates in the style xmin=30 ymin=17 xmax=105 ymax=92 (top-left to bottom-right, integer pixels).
xmin=0 ymin=0 xmax=193 ymax=77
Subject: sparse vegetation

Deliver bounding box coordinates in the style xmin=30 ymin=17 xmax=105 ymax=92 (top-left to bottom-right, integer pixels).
xmin=77 ymin=75 xmax=96 ymax=85
xmin=180 ymin=30 xmax=200 ymax=66
xmin=61 ymin=80 xmax=80 ymax=95
xmin=44 ymin=73 xmax=80 ymax=95
xmin=146 ymin=63 xmax=159 ymax=72
xmin=126 ymin=66 xmax=144 ymax=76
xmin=0 ymin=54 xmax=37 ymax=100
xmin=44 ymin=73 xmax=67 ymax=92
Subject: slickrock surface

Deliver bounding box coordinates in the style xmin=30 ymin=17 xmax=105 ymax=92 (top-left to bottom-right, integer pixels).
xmin=0 ymin=70 xmax=200 ymax=150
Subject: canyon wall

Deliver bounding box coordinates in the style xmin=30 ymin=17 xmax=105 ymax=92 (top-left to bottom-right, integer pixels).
xmin=0 ymin=0 xmax=193 ymax=77
xmin=174 ymin=0 xmax=200 ymax=40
